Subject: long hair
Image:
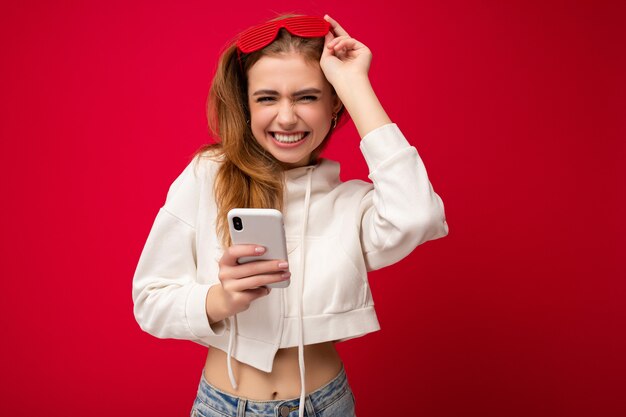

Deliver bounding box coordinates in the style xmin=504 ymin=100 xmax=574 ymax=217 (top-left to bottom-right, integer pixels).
xmin=194 ymin=14 xmax=347 ymax=247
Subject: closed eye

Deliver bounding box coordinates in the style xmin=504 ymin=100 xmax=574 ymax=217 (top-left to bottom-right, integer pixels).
xmin=255 ymin=96 xmax=318 ymax=103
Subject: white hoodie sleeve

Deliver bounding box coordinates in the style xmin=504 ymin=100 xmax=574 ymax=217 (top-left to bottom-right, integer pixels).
xmin=132 ymin=159 xmax=226 ymax=341
xmin=358 ymin=123 xmax=449 ymax=271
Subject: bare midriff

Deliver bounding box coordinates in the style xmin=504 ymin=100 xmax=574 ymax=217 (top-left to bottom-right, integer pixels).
xmin=203 ymin=341 xmax=343 ymax=400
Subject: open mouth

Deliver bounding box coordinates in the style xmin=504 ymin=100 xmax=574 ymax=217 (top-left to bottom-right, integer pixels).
xmin=270 ymin=132 xmax=310 ymax=144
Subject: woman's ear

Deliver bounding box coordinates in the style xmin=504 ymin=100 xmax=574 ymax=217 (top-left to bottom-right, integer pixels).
xmin=332 ymin=95 xmax=343 ymax=114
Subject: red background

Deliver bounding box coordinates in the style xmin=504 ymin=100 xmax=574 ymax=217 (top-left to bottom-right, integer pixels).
xmin=1 ymin=1 xmax=624 ymax=416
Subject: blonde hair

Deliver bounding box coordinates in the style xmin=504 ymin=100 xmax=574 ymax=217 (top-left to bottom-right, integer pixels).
xmin=194 ymin=14 xmax=346 ymax=246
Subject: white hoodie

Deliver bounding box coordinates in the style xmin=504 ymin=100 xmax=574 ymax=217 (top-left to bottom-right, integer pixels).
xmin=132 ymin=123 xmax=448 ymax=416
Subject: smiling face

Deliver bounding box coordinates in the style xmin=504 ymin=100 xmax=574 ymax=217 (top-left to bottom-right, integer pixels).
xmin=247 ymin=51 xmax=342 ymax=169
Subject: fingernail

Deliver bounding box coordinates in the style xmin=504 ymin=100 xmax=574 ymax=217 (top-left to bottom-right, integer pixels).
xmin=281 ymin=272 xmax=291 ymax=279
xmin=255 ymin=246 xmax=266 ymax=254
xmin=278 ymin=261 xmax=289 ymax=269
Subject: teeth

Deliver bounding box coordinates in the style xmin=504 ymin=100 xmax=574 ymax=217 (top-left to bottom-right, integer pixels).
xmin=273 ymin=132 xmax=307 ymax=143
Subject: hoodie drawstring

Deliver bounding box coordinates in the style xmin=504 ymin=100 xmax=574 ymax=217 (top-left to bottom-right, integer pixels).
xmin=297 ymin=166 xmax=313 ymax=417
xmin=227 ymin=314 xmax=238 ymax=389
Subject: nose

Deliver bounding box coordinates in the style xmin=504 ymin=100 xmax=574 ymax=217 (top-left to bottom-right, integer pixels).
xmin=276 ymin=100 xmax=298 ymax=127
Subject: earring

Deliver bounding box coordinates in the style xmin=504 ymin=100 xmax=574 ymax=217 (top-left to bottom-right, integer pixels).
xmin=246 ymin=119 xmax=250 ymax=125
xmin=331 ymin=113 xmax=338 ymax=129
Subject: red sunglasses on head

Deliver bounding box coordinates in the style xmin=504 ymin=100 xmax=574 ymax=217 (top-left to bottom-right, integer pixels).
xmin=236 ymin=15 xmax=331 ymax=54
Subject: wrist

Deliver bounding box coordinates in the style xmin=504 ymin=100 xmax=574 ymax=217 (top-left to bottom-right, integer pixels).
xmin=333 ymin=73 xmax=371 ymax=97
xmin=205 ymin=284 xmax=228 ymax=324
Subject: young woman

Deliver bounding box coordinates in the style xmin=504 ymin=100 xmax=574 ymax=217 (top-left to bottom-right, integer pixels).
xmin=132 ymin=14 xmax=449 ymax=417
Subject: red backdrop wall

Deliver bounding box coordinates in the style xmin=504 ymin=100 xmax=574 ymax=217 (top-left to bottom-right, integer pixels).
xmin=1 ymin=1 xmax=624 ymax=416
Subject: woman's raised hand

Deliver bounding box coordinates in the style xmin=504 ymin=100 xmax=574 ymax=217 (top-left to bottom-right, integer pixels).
xmin=206 ymin=245 xmax=290 ymax=323
xmin=320 ymin=14 xmax=372 ymax=87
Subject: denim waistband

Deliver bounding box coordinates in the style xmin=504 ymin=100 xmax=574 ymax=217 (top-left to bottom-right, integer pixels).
xmin=196 ymin=364 xmax=350 ymax=416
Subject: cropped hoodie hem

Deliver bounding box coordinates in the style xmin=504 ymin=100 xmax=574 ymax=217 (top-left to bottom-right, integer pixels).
xmin=205 ymin=306 xmax=381 ymax=373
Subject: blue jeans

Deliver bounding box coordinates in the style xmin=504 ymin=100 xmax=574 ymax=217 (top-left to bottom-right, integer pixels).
xmin=190 ymin=365 xmax=356 ymax=417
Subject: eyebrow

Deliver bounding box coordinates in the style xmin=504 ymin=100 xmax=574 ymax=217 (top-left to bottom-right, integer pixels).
xmin=252 ymin=88 xmax=322 ymax=97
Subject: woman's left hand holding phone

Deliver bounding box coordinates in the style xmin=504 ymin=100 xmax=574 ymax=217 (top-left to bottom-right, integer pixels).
xmin=205 ymin=245 xmax=290 ymax=324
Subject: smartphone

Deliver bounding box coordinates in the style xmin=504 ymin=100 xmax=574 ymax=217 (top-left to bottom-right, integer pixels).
xmin=227 ymin=208 xmax=290 ymax=289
